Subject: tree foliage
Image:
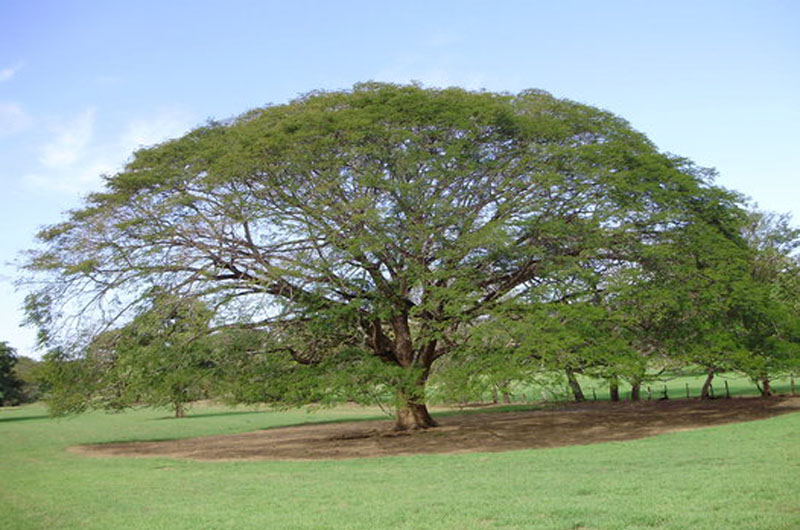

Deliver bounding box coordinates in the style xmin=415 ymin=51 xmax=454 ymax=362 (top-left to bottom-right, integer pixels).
xmin=731 ymin=211 xmax=800 ymax=394
xmin=0 ymin=341 xmax=25 ymax=406
xmin=11 ymin=355 xmax=42 ymax=403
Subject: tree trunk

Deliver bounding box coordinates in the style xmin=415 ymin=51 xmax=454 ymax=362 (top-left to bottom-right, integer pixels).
xmin=760 ymin=378 xmax=772 ymax=397
xmin=700 ymin=369 xmax=715 ymax=399
xmin=609 ymin=378 xmax=620 ymax=402
xmin=395 ymin=399 xmax=437 ymax=430
xmin=387 ymin=313 xmax=438 ymax=430
xmin=566 ymin=369 xmax=585 ymax=402
xmin=174 ymin=402 xmax=185 ymax=418
xmin=630 ymin=382 xmax=641 ymax=401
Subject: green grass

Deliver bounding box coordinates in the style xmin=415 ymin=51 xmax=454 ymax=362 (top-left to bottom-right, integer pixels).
xmin=2 ymin=396 xmax=799 ymax=530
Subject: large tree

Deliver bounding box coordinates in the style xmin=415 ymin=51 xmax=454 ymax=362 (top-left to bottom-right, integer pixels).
xmin=25 ymin=83 xmax=742 ymax=429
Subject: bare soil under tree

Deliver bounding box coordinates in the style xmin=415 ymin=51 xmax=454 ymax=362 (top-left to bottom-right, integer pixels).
xmin=70 ymin=397 xmax=800 ymax=461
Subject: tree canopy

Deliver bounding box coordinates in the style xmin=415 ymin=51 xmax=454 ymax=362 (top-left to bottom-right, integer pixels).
xmin=25 ymin=83 xmax=762 ymax=428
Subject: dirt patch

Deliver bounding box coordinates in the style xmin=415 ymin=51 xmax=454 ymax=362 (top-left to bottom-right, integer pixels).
xmin=70 ymin=396 xmax=800 ymax=461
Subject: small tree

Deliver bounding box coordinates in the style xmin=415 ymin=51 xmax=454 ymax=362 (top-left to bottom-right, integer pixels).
xmin=110 ymin=292 xmax=216 ymax=417
xmin=37 ymin=347 xmax=101 ymax=416
xmin=40 ymin=293 xmax=216 ymax=417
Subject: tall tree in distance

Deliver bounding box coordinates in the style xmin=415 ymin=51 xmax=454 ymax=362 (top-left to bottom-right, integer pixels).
xmin=25 ymin=83 xmax=745 ymax=429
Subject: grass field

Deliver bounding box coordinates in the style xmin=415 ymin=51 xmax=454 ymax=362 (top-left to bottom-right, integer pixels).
xmin=2 ymin=388 xmax=800 ymax=530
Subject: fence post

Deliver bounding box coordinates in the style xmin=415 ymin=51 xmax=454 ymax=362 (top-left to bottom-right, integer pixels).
xmin=647 ymin=386 xmax=652 ymax=400
xmin=685 ymin=383 xmax=690 ymax=399
xmin=663 ymin=385 xmax=668 ymax=400
xmin=592 ymin=389 xmax=597 ymax=401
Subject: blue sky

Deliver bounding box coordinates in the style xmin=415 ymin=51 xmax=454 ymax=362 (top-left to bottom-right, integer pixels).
xmin=1 ymin=0 xmax=798 ymax=358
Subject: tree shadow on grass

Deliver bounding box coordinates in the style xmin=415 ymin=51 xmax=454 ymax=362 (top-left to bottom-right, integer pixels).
xmin=151 ymin=410 xmax=389 ymax=423
xmin=151 ymin=410 xmax=271 ymax=421
xmin=88 ymin=415 xmax=391 ymax=447
xmin=150 ymin=404 xmax=553 ymax=426
xmin=0 ymin=414 xmax=51 ymax=423
xmin=253 ymin=414 xmax=390 ymax=430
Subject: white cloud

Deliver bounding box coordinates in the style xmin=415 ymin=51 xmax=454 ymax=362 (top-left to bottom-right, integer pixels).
xmin=25 ymin=107 xmax=194 ymax=195
xmin=0 ymin=63 xmax=22 ymax=83
xmin=0 ymin=102 xmax=33 ymax=136
xmin=25 ymin=161 xmax=113 ymax=194
xmin=119 ymin=109 xmax=194 ymax=155
xmin=39 ymin=108 xmax=96 ymax=168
